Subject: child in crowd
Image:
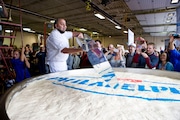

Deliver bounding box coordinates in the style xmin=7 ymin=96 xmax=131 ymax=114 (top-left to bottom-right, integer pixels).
xmin=11 ymin=47 xmax=31 ymax=83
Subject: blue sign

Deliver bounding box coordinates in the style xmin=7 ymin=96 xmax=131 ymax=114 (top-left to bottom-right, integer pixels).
xmin=47 ymin=72 xmax=180 ymax=102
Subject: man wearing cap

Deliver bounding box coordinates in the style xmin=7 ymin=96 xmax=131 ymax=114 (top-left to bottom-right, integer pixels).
xmin=125 ymin=43 xmax=136 ymax=67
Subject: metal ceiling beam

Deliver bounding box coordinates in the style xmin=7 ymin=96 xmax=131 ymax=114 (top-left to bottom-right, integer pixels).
xmin=132 ymin=7 xmax=178 ymax=15
xmin=5 ymin=4 xmax=54 ymax=20
xmin=4 ymin=3 xmax=85 ymax=33
xmin=81 ymin=0 xmax=127 ymax=28
xmin=141 ymin=23 xmax=176 ymax=27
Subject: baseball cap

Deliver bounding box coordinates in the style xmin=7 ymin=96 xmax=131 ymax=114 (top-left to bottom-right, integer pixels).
xmin=128 ymin=43 xmax=136 ymax=48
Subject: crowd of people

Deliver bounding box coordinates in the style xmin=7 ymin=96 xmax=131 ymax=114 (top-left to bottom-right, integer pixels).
xmin=1 ymin=18 xmax=180 ymax=89
xmin=13 ymin=34 xmax=179 ymax=76
xmin=114 ymin=36 xmax=179 ymax=72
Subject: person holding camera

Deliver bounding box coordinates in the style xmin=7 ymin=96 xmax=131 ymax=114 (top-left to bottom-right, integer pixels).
xmin=169 ymin=35 xmax=180 ymax=72
xmin=105 ymin=44 xmax=116 ymax=61
xmin=136 ymin=42 xmax=159 ymax=69
xmin=142 ymin=42 xmax=159 ymax=69
xmin=108 ymin=45 xmax=126 ymax=68
xmin=131 ymin=37 xmax=148 ymax=68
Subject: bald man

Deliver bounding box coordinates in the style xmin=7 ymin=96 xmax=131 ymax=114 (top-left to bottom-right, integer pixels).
xmin=46 ymin=18 xmax=83 ymax=72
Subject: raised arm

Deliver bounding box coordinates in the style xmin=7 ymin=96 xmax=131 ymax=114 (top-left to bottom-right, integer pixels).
xmin=61 ymin=32 xmax=83 ymax=54
xmin=61 ymin=47 xmax=83 ymax=54
xmin=169 ymin=35 xmax=175 ymax=50
xmin=72 ymin=32 xmax=83 ymax=38
xmin=21 ymin=47 xmax=30 ymax=68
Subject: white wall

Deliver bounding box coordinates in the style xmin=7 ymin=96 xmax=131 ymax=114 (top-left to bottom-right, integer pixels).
xmin=3 ymin=31 xmax=38 ymax=48
xmin=143 ymin=36 xmax=168 ymax=51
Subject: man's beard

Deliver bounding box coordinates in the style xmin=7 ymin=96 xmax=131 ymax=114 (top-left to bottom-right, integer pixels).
xmin=58 ymin=29 xmax=65 ymax=34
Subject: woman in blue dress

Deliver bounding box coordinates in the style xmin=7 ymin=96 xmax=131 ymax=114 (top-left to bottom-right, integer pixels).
xmin=11 ymin=47 xmax=31 ymax=83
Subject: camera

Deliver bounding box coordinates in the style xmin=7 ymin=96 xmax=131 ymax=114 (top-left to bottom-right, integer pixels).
xmin=113 ymin=48 xmax=119 ymax=52
xmin=172 ymin=34 xmax=180 ymax=38
xmin=141 ymin=48 xmax=146 ymax=52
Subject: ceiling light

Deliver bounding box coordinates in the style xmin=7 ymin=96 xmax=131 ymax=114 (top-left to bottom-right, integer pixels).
xmin=23 ymin=28 xmax=35 ymax=33
xmin=23 ymin=28 xmax=31 ymax=31
xmin=29 ymin=30 xmax=36 ymax=33
xmin=92 ymin=32 xmax=99 ymax=34
xmin=5 ymin=30 xmax=13 ymax=33
xmin=123 ymin=31 xmax=128 ymax=33
xmin=115 ymin=25 xmax=121 ymax=29
xmin=94 ymin=13 xmax=105 ymax=19
xmin=50 ymin=20 xmax=55 ymax=23
xmin=171 ymin=0 xmax=179 ymax=4
xmin=79 ymin=28 xmax=87 ymax=31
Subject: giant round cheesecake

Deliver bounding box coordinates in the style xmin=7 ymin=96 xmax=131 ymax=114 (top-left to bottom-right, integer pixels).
xmin=2 ymin=68 xmax=180 ymax=120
